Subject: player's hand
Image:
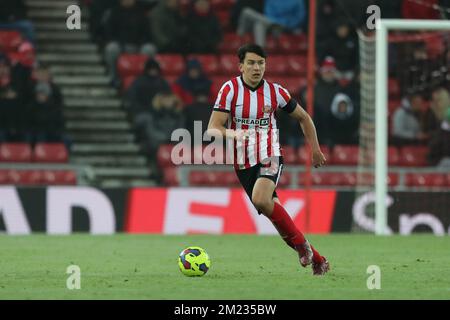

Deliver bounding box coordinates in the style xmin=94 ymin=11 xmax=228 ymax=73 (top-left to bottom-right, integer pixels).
xmin=312 ymin=149 xmax=326 ymax=168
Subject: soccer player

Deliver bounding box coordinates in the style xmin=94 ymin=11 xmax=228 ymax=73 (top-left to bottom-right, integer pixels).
xmin=207 ymin=44 xmax=329 ymax=275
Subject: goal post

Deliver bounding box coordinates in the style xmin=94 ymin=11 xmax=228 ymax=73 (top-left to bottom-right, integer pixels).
xmin=374 ymin=19 xmax=450 ymax=235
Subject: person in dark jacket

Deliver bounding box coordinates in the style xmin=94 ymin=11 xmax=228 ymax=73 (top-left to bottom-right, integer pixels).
xmin=172 ymin=59 xmax=213 ymax=106
xmin=186 ymin=0 xmax=222 ymax=54
xmin=103 ymin=0 xmax=156 ymax=86
xmin=150 ymin=0 xmax=189 ymax=53
xmin=125 ymin=58 xmax=171 ymax=117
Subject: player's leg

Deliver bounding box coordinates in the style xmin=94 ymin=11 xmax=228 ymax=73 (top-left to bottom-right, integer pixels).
xmin=252 ymin=178 xmax=312 ymax=267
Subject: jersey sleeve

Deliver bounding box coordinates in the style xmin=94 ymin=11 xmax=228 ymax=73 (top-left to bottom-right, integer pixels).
xmin=274 ymin=83 xmax=292 ymax=109
xmin=213 ymin=82 xmax=233 ymax=113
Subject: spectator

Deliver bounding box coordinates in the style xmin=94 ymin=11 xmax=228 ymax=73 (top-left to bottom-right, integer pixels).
xmin=88 ymin=0 xmax=118 ymax=43
xmin=32 ymin=64 xmax=63 ymax=108
xmin=328 ymin=93 xmax=359 ymax=145
xmin=124 ymin=58 xmax=171 ymax=117
xmin=183 ymin=87 xmax=212 ymax=143
xmin=186 ymin=0 xmax=222 ymax=54
xmin=237 ymin=0 xmax=306 ymax=48
xmin=391 ymin=92 xmax=428 ymax=145
xmin=430 ymin=86 xmax=450 ymax=123
xmin=316 ymin=0 xmax=337 ymax=46
xmin=0 ymin=0 xmax=35 ymax=43
xmin=230 ymin=0 xmax=264 ymax=32
xmin=318 ymin=20 xmax=358 ymax=81
xmin=428 ymin=109 xmax=450 ymax=166
xmin=0 ymin=54 xmax=22 ymax=141
xmin=150 ymin=0 xmax=189 ymax=53
xmin=103 ymin=0 xmax=156 ymax=86
xmin=26 ymin=82 xmax=65 ymax=145
xmin=302 ymin=56 xmax=340 ymax=145
xmin=137 ymin=88 xmax=184 ymax=155
xmin=172 ymin=59 xmax=213 ymax=105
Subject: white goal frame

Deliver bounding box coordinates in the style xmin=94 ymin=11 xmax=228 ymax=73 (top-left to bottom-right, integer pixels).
xmin=375 ymin=19 xmax=450 ymax=235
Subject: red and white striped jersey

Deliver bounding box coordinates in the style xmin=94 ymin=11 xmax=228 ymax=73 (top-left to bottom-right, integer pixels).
xmin=213 ymin=76 xmax=293 ymax=170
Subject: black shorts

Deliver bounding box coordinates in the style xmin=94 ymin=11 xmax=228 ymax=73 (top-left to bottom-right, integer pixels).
xmin=235 ymin=156 xmax=284 ymax=203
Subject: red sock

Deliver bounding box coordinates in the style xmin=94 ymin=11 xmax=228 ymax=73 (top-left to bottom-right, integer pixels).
xmin=269 ymin=202 xmax=306 ymax=248
xmin=310 ymin=244 xmax=324 ymax=264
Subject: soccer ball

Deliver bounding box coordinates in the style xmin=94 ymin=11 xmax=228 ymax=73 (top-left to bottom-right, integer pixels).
xmin=178 ymin=246 xmax=211 ymax=277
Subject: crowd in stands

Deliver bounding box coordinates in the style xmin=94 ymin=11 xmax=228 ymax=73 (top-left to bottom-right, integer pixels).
xmin=1 ymin=0 xmax=449 ymax=187
xmin=0 ymin=0 xmax=68 ymax=149
xmin=84 ymin=0 xmax=449 ymax=175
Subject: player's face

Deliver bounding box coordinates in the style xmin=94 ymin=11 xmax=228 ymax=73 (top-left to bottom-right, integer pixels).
xmin=240 ymin=52 xmax=265 ymax=87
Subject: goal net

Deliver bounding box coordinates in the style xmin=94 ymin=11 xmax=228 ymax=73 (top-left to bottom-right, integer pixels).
xmin=356 ymin=19 xmax=450 ymax=235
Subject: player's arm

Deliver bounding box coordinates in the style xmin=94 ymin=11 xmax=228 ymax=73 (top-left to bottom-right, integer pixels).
xmin=288 ymin=103 xmax=326 ymax=168
xmin=207 ymin=111 xmax=248 ymax=141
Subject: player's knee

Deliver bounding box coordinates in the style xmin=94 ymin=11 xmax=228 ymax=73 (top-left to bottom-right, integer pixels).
xmin=252 ymin=194 xmax=272 ymax=213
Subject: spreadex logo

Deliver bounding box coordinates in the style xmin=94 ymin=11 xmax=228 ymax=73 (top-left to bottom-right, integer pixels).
xmin=234 ymin=117 xmax=270 ymax=127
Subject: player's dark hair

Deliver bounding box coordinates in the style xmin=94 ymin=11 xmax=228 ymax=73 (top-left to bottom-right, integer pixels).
xmin=237 ymin=44 xmax=267 ymax=63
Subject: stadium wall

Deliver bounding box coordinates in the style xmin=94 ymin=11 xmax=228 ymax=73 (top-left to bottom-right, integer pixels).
xmin=0 ymin=187 xmax=448 ymax=235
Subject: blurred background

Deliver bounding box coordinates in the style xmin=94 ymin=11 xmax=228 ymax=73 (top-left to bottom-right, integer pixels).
xmin=0 ymin=0 xmax=449 ymax=235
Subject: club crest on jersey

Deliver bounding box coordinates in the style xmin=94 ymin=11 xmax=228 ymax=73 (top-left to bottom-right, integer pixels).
xmin=234 ymin=117 xmax=269 ymax=127
xmin=263 ymin=105 xmax=273 ymax=113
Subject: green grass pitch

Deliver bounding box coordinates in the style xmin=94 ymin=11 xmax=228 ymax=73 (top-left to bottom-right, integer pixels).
xmin=0 ymin=234 xmax=449 ymax=299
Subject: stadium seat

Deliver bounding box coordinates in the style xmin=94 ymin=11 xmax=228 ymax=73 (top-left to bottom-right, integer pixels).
xmin=297 ymin=145 xmax=331 ymax=165
xmin=8 ymin=42 xmax=36 ymax=68
xmin=122 ymin=75 xmax=137 ymax=92
xmin=33 ymin=143 xmax=68 ymax=163
xmin=0 ymin=170 xmax=8 ymax=184
xmin=265 ymin=36 xmax=279 ymax=54
xmin=210 ymin=0 xmax=235 ymax=10
xmin=163 ymin=167 xmax=179 ymax=186
xmin=298 ymin=172 xmax=347 ymax=186
xmin=19 ymin=170 xmax=43 ymax=185
xmin=157 ymin=144 xmax=175 ymax=168
xmin=286 ymin=55 xmax=307 ymax=76
xmin=425 ymin=33 xmax=445 ymax=58
xmin=155 ymin=54 xmax=185 ymax=76
xmin=388 ymin=99 xmax=401 ymax=114
xmin=399 ymin=146 xmax=429 ymax=167
xmin=278 ymin=34 xmax=308 ymax=54
xmin=216 ymin=9 xmax=231 ymax=31
xmin=264 ymin=55 xmax=289 ymax=76
xmin=0 ymin=30 xmax=23 ymax=52
xmin=405 ymin=173 xmax=447 ymax=187
xmin=218 ymin=33 xmax=252 ymax=54
xmin=187 ymin=54 xmax=220 ymax=76
xmin=219 ymin=54 xmax=239 ymax=75
xmin=388 ymin=78 xmax=400 ymax=98
xmin=116 ymin=54 xmax=148 ymax=78
xmin=277 ymin=171 xmax=291 ymax=188
xmin=340 ymin=172 xmax=357 ymax=186
xmin=388 ymin=172 xmax=399 ymax=186
xmin=0 ymin=143 xmax=32 ymax=162
xmin=41 ymin=170 xmax=77 ymax=185
xmin=223 ymin=171 xmax=240 ymax=186
xmin=331 ymin=145 xmax=359 ymax=166
xmin=281 ymin=145 xmax=297 ymax=164
xmin=265 ymin=76 xmax=305 ymax=95
xmin=388 ymin=146 xmax=400 ymax=166
xmin=211 ymin=76 xmax=231 ymax=95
